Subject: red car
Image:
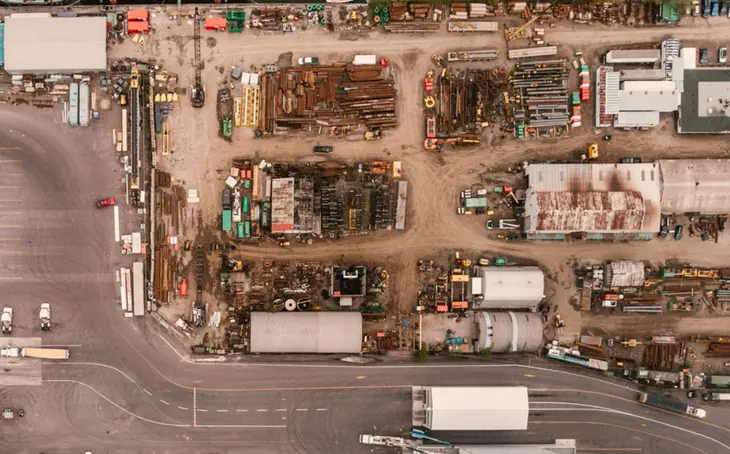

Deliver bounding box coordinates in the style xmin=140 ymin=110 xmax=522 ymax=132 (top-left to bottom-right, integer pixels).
xmin=96 ymin=197 xmax=115 ymax=209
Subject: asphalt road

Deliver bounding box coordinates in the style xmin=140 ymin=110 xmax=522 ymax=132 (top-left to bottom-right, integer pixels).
xmin=2 ymin=107 xmax=730 ymax=454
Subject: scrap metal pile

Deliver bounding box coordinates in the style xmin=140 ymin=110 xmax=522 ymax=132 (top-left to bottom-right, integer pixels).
xmin=509 ymin=59 xmax=570 ymax=138
xmin=259 ymin=63 xmax=397 ymax=135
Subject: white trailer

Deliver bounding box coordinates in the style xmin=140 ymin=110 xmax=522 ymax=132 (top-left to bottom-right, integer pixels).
xmin=352 ymin=54 xmax=377 ymax=65
xmin=39 ymin=303 xmax=51 ymax=331
xmin=1 ymin=308 xmax=12 ymax=335
xmin=132 ymin=261 xmax=145 ymax=316
xmin=412 ymin=386 xmax=529 ymax=431
xmin=1 ymin=347 xmax=69 ymax=359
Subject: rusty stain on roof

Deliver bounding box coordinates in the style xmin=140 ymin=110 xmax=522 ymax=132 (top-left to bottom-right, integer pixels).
xmin=535 ymin=191 xmax=645 ymax=232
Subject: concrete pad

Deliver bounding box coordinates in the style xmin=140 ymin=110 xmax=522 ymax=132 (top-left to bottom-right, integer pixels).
xmin=419 ymin=314 xmax=477 ymax=353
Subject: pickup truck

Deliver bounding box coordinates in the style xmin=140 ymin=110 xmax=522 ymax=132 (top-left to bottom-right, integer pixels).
xmin=639 ymin=392 xmax=706 ymax=418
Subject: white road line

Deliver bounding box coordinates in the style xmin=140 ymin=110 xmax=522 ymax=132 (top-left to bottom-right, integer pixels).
xmin=315 ymin=408 xmax=327 ymax=411
xmin=130 ymin=324 xmax=138 ymax=332
xmin=197 ymin=409 xmax=208 ymax=413
xmin=193 ymin=387 xmax=197 ymax=428
xmin=276 ymin=409 xmax=287 ymax=412
xmin=158 ymin=333 xmax=188 ymax=362
xmin=534 ymin=401 xmax=730 ymax=451
xmin=178 ymin=406 xmax=188 ymax=410
xmin=42 ymin=344 xmax=82 ymax=348
xmin=113 ymin=205 xmax=120 ymax=242
xmin=236 ymin=409 xmax=248 ymax=412
xmin=257 ymin=409 xmax=268 ymax=412
xmin=143 ymin=389 xmax=152 ymax=396
xmin=43 ymin=362 xmax=135 ymax=384
xmin=295 ymin=409 xmax=307 ymax=412
xmin=45 ymin=379 xmax=188 ymax=428
xmin=159 ymin=399 xmax=170 ymax=405
xmin=195 ymin=424 xmax=287 ymax=428
xmin=217 ymin=409 xmax=228 ymax=413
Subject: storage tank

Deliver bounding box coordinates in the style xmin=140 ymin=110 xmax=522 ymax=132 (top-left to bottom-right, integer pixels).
xmin=476 ymin=311 xmax=543 ymax=353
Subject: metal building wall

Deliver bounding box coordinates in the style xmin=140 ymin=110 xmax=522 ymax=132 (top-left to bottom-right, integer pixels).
xmin=476 ymin=312 xmax=544 ymax=353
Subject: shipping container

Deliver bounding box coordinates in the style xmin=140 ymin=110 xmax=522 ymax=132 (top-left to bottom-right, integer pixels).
xmin=242 ymin=196 xmax=250 ymax=214
xmin=79 ymin=83 xmax=90 ymax=127
xmin=244 ymin=221 xmax=251 ymax=238
xmin=237 ymin=222 xmax=244 ymax=239
xmin=222 ymin=209 xmax=232 ymax=232
xmin=464 ymin=197 xmax=488 ymax=208
xmin=69 ymin=83 xmax=79 ymax=127
xmin=0 ymin=24 xmax=5 ymax=67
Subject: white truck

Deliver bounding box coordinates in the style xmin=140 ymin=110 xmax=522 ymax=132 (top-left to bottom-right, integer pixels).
xmin=0 ymin=347 xmax=69 ymax=360
xmin=1 ymin=308 xmax=12 ymax=335
xmin=40 ymin=303 xmax=51 ymax=331
xmin=352 ymin=54 xmax=377 ymax=66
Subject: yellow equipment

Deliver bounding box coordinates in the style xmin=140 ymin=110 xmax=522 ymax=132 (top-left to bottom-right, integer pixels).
xmin=621 ymin=339 xmax=643 ymax=348
xmin=423 ymin=137 xmax=481 ymax=151
xmin=504 ymin=14 xmax=541 ymax=42
xmin=431 ymin=54 xmax=444 ymax=67
xmin=130 ymin=68 xmax=140 ymax=89
xmin=581 ymin=143 xmax=599 ymax=161
xmin=424 ymin=96 xmax=436 ymax=108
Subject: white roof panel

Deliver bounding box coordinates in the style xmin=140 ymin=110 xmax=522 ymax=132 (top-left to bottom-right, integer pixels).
xmin=619 ymin=89 xmax=679 ymax=112
xmin=428 ymin=387 xmax=529 ymax=431
xmin=250 ymin=312 xmax=362 ymax=353
xmin=614 ymin=110 xmax=660 ymax=128
xmin=659 ymin=159 xmax=730 ymax=214
xmin=476 ymin=267 xmax=544 ymax=309
xmin=4 ymin=15 xmax=107 ymax=74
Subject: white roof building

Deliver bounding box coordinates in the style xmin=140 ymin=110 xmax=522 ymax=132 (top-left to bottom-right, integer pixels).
xmin=3 ymin=14 xmax=107 ymax=74
xmin=659 ymin=159 xmax=730 ymax=214
xmin=413 ymin=386 xmax=529 ymax=431
xmin=473 ymin=267 xmax=545 ymax=310
xmin=619 ymin=81 xmax=680 ymax=112
xmin=249 ymin=312 xmax=362 ymax=354
xmin=606 ymin=49 xmax=661 ymax=64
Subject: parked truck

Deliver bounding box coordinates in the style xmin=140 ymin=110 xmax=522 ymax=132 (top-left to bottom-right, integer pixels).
xmin=39 ymin=303 xmax=51 ymax=331
xmin=1 ymin=307 xmax=12 ymax=335
xmin=703 ymin=392 xmax=730 ymax=401
xmin=0 ymin=347 xmax=69 ymax=360
xmin=638 ymin=392 xmax=706 ymax=418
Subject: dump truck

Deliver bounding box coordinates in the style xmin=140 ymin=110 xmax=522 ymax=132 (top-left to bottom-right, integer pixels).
xmin=39 ymin=303 xmax=51 ymax=331
xmin=0 ymin=347 xmax=69 ymax=360
xmin=1 ymin=307 xmax=12 ymax=335
xmin=638 ymin=392 xmax=706 ymax=418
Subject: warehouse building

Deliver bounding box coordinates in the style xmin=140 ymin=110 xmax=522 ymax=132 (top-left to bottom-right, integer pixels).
xmin=3 ymin=14 xmax=107 ymax=75
xmin=412 ymin=386 xmax=529 ymax=431
xmin=659 ymin=159 xmax=730 ymax=214
xmin=475 ymin=311 xmax=544 ymax=353
xmin=678 ymin=67 xmax=730 ymax=134
xmin=472 ymin=267 xmax=545 ymax=310
xmin=523 ymin=163 xmax=662 ymax=240
xmin=249 ymin=312 xmax=362 ymax=353
xmin=605 ymin=49 xmax=661 ymax=65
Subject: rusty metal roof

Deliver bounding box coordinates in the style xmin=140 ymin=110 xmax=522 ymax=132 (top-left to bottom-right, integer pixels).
xmin=532 ymin=191 xmax=645 ymax=232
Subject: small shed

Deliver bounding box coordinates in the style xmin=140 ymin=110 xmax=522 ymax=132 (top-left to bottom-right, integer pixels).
xmin=205 ymin=17 xmax=228 ymax=31
xmin=127 ymin=21 xmax=150 ymax=34
xmin=127 ymin=9 xmax=149 ymax=22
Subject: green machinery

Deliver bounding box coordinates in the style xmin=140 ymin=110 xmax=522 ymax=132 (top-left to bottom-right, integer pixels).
xmin=226 ymin=10 xmax=246 ymax=33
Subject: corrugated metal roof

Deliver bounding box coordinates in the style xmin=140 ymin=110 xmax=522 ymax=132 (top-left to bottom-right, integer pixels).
xmin=604 ymin=71 xmax=621 ymax=114
xmin=659 ymin=159 xmax=730 ymax=214
xmin=475 ymin=267 xmax=544 ymax=309
xmin=614 ymin=110 xmax=660 ymax=128
xmin=270 ymin=177 xmax=294 ymax=233
xmin=4 ymin=16 xmax=106 ymax=74
xmin=619 ymin=88 xmax=679 ymax=112
xmin=427 ymin=387 xmax=529 ymax=431
xmin=608 ymin=261 xmax=646 ymax=287
xmin=620 ymin=69 xmax=666 ymax=81
xmin=250 ymin=312 xmax=363 ymax=353
xmin=531 ymin=191 xmax=646 ymax=231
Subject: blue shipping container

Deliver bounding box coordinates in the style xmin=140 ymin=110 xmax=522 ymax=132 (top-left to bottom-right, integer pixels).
xmin=0 ymin=24 xmax=5 ymax=67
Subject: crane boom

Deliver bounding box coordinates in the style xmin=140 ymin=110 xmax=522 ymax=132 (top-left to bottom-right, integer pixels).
xmin=191 ymin=7 xmax=205 ymax=107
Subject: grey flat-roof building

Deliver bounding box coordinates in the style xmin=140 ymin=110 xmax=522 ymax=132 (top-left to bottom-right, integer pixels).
xmin=678 ymin=69 xmax=730 ymax=134
xmin=659 ymin=159 xmax=730 ymax=214
xmin=250 ymin=312 xmax=362 ymax=354
xmin=3 ymin=14 xmax=107 ymax=74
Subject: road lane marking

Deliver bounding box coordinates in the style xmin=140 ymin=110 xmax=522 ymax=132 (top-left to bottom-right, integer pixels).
xmin=158 ymin=333 xmax=188 ymax=362
xmin=143 ymin=389 xmax=152 ymax=396
xmin=160 ymin=400 xmax=170 ymax=406
xmin=531 ymin=421 xmax=707 ymax=454
xmin=315 ymin=408 xmax=327 ymax=411
xmin=524 ymin=373 xmax=536 ymax=377
xmin=42 ymin=361 xmax=135 ymax=383
xmin=217 ymin=409 xmax=228 ymax=413
xmin=193 ymin=386 xmax=197 ymax=427
xmin=236 ymin=409 xmax=248 ymax=412
xmin=532 ymin=401 xmax=728 ymax=452
xmin=0 ymin=160 xmax=22 ymax=164
xmin=45 ymin=379 xmax=188 ymax=428
xmin=295 ymin=409 xmax=307 ymax=412
xmin=0 ymin=251 xmax=22 ymax=255
xmin=0 ymin=147 xmax=22 ymax=150
xmin=195 ymin=424 xmax=286 ymax=428
xmin=276 ymin=409 xmax=286 ymax=412
xmin=578 ymin=450 xmax=642 ymax=452
xmin=197 ymin=409 xmax=208 ymax=412
xmin=257 ymin=409 xmax=268 ymax=412
xmin=0 ymin=225 xmax=22 ymax=228
xmin=0 ymin=187 xmax=20 ymax=189
xmin=0 ymin=277 xmax=22 ymax=281
xmin=355 ymin=376 xmax=366 ymax=380
xmin=178 ymin=406 xmax=188 ymax=410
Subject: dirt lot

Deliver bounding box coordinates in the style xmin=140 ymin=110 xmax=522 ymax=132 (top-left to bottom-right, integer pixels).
xmin=107 ymin=8 xmax=730 ymax=343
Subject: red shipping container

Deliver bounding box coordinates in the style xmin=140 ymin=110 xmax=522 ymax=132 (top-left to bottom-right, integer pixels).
xmin=127 ymin=9 xmax=149 ymax=21
xmin=127 ymin=21 xmax=150 ymax=34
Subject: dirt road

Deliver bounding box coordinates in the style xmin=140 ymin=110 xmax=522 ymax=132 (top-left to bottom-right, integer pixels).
xmin=110 ymin=10 xmax=730 ymax=340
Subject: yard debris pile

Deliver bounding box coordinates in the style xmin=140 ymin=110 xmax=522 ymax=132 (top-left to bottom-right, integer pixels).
xmin=259 ymin=61 xmax=397 ymax=135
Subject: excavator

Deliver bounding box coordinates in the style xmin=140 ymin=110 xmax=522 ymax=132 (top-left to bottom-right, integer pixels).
xmin=424 ymin=137 xmax=480 ymax=151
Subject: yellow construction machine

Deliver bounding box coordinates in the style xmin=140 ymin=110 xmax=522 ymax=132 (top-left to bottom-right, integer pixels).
xmin=581 ymin=143 xmax=599 ymax=161
xmin=423 ymin=137 xmax=480 ymax=151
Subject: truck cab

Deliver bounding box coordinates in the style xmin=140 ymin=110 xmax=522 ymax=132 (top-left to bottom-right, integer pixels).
xmin=1 ymin=308 xmax=12 ymax=335
xmin=40 ymin=303 xmax=51 ymax=331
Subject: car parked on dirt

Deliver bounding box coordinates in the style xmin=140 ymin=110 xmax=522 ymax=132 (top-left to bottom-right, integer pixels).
xmin=700 ymin=47 xmax=709 ymax=65
xmin=720 ymin=47 xmax=728 ymax=64
xmin=313 ymin=145 xmax=333 ymax=153
xmin=298 ymin=56 xmax=320 ymax=66
xmin=95 ymin=197 xmax=115 ymax=209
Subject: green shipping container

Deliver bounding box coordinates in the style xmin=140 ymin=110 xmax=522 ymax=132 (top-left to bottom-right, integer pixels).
xmin=244 ymin=221 xmax=251 ymax=238
xmin=237 ymin=222 xmax=244 ymax=239
xmin=262 ymin=210 xmax=269 ymax=227
xmin=243 ymin=196 xmax=250 ymax=214
xmin=464 ymin=197 xmax=488 ymax=208
xmin=222 ymin=210 xmax=232 ymax=232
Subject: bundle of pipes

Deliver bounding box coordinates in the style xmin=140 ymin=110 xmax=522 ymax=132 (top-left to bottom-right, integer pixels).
xmin=384 ymin=22 xmax=440 ymax=33
xmin=469 ymin=3 xmax=489 ymax=18
xmin=409 ymin=3 xmax=432 ymax=19
xmin=509 ymin=1 xmax=528 ymax=13
xmin=389 ymin=4 xmax=408 ymax=21
xmin=510 ymin=59 xmax=569 ymax=127
xmin=450 ymin=2 xmax=468 ymax=19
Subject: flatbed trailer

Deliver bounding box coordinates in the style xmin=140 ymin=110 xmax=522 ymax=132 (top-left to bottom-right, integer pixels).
xmin=448 ymin=21 xmax=498 ymax=32
xmin=447 ymin=49 xmax=500 ymax=62
xmin=508 ymin=46 xmax=558 ymax=60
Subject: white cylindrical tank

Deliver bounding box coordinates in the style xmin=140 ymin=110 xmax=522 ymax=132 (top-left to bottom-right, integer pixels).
xmin=476 ymin=311 xmax=543 ymax=353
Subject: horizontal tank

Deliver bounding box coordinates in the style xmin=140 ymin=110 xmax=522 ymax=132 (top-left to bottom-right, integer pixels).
xmin=476 ymin=311 xmax=543 ymax=353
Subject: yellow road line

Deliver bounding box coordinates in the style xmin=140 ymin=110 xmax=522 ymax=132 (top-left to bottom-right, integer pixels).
xmin=0 ymin=160 xmax=22 ymax=164
xmin=0 ymin=251 xmax=22 ymax=255
xmin=578 ymin=449 xmax=641 ymax=452
xmin=0 ymin=225 xmax=22 ymax=228
xmin=0 ymin=238 xmax=21 ymax=241
xmin=0 ymin=187 xmax=20 ymax=189
xmin=532 ymin=388 xmax=730 ymax=434
xmin=532 ymin=421 xmax=704 ymax=454
xmin=0 ymin=277 xmax=22 ymax=281
xmin=0 ymin=200 xmax=22 ymax=203
xmin=0 ymin=147 xmax=21 ymax=151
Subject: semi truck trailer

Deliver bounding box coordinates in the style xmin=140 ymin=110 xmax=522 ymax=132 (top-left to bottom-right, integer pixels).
xmin=0 ymin=347 xmax=69 ymax=360
xmin=703 ymin=392 xmax=730 ymax=401
xmin=638 ymin=392 xmax=706 ymax=418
